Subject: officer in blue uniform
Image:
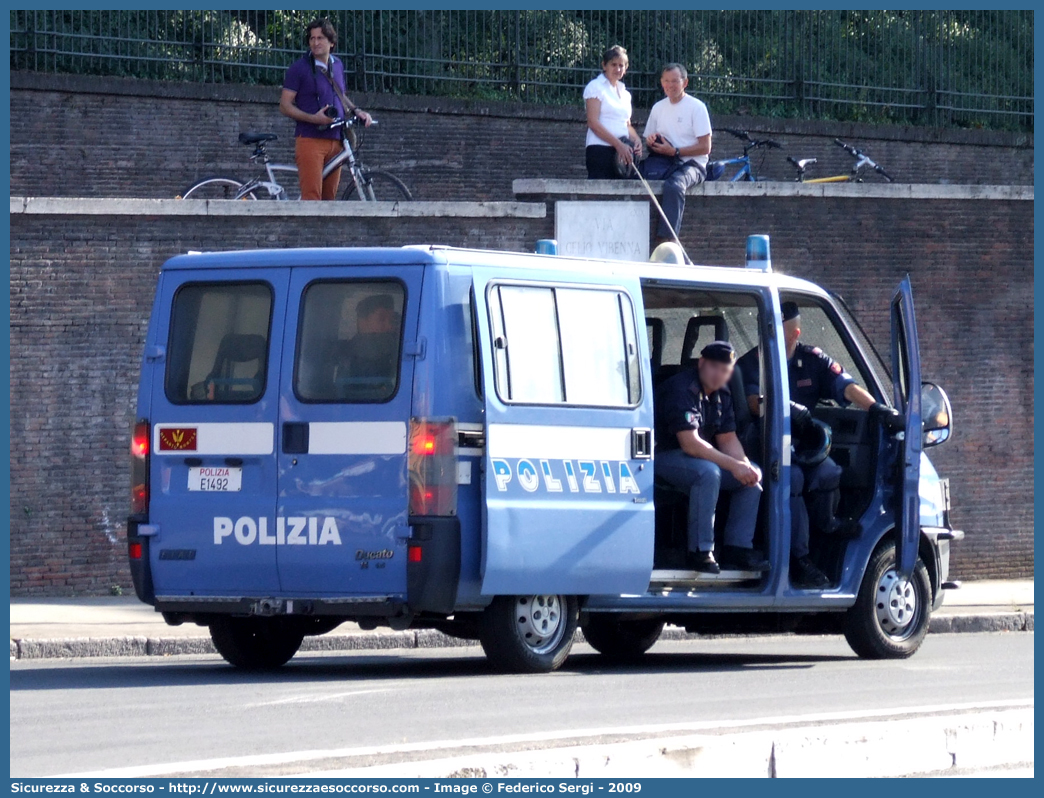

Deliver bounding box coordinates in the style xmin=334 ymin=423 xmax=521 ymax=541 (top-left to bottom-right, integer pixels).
xmin=655 ymin=341 xmax=770 ymax=574
xmin=737 ymin=302 xmax=902 ymax=588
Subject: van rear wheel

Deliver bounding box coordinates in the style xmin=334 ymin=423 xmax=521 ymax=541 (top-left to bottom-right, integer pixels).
xmin=479 ymin=595 xmax=578 ymax=673
xmin=581 ymin=615 xmax=665 ymax=661
xmin=209 ymin=617 xmax=304 ymax=670
xmin=843 ymin=542 xmax=931 ymax=659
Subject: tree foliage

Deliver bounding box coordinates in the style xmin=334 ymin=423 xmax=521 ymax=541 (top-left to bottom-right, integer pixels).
xmin=10 ymin=9 xmax=1033 ymax=129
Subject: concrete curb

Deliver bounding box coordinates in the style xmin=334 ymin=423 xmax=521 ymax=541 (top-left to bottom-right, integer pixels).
xmin=297 ymin=707 xmax=1034 ymax=778
xmin=10 ymin=611 xmax=1032 ymax=661
xmin=929 ymin=611 xmax=1033 ymax=634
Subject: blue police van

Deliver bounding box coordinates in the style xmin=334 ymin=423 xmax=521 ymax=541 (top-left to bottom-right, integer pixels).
xmin=127 ymin=237 xmax=960 ymax=672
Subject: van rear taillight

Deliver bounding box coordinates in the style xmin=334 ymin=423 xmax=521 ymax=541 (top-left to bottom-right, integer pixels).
xmin=130 ymin=419 xmax=150 ymax=515
xmin=408 ymin=418 xmax=457 ymax=517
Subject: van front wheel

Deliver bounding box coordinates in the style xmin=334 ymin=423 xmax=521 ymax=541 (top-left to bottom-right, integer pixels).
xmin=209 ymin=617 xmax=304 ymax=670
xmin=582 ymin=615 xmax=665 ymax=661
xmin=844 ymin=542 xmax=931 ymax=659
xmin=479 ymin=595 xmax=578 ymax=673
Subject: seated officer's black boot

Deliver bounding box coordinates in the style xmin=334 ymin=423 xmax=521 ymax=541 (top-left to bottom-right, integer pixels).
xmin=687 ymin=550 xmax=720 ymax=574
xmin=791 ymin=556 xmax=830 ymax=589
xmin=824 ymin=517 xmax=862 ymax=539
xmin=719 ymin=545 xmax=770 ymax=572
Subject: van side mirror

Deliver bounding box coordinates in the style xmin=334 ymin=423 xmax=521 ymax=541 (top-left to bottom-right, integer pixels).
xmin=921 ymin=382 xmax=952 ymax=447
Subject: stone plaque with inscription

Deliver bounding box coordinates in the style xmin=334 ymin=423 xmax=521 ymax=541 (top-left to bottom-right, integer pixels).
xmin=554 ymin=200 xmax=649 ymax=262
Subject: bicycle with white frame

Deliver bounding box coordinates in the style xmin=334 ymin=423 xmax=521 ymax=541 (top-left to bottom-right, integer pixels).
xmin=179 ymin=114 xmax=412 ymax=201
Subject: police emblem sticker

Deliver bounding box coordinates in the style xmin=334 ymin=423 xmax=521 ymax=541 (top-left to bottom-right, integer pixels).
xmin=685 ymin=411 xmax=697 ymax=425
xmin=159 ymin=427 xmax=198 ymax=451
xmin=830 ymin=361 xmax=843 ymax=375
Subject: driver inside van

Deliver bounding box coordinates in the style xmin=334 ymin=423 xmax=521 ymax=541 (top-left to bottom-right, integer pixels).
xmin=341 ymin=293 xmax=399 ymax=392
xmin=654 ymin=341 xmax=771 ymax=575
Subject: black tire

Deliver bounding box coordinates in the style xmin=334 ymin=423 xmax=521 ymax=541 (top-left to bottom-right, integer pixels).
xmin=179 ymin=176 xmax=257 ymax=200
xmin=209 ymin=617 xmax=304 ymax=670
xmin=843 ymin=542 xmax=932 ymax=659
xmin=341 ymin=170 xmax=413 ymax=201
xmin=581 ymin=615 xmax=665 ymax=661
xmin=479 ymin=595 xmax=578 ymax=674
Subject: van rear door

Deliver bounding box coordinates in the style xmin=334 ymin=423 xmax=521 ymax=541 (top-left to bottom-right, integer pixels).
xmin=890 ymin=276 xmax=923 ymax=578
xmin=149 ymin=271 xmax=288 ymax=597
xmin=471 ymin=268 xmax=655 ymax=596
xmin=274 ymin=267 xmax=421 ymax=596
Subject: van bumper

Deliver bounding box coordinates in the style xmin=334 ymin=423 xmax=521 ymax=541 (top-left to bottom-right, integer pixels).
xmin=407 ymin=516 xmax=461 ymax=615
xmin=127 ymin=515 xmax=155 ymax=606
xmin=152 ymin=595 xmax=406 ymax=619
xmin=921 ymin=526 xmax=964 ymax=611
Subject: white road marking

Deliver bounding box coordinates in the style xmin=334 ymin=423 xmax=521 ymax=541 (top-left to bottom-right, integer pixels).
xmin=56 ymin=698 xmax=1033 ymax=778
xmin=248 ymin=688 xmax=391 ymax=708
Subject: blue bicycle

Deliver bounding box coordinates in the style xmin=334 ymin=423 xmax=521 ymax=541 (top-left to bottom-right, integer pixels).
xmin=707 ymin=128 xmax=782 ymax=182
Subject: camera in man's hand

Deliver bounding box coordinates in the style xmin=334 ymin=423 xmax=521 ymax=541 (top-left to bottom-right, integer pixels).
xmin=324 ymin=106 xmax=338 ymax=118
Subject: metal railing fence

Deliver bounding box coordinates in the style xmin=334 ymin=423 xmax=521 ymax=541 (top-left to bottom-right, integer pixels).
xmin=10 ymin=9 xmax=1033 ymax=129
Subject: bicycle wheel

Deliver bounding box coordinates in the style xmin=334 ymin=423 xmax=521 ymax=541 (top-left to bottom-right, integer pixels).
xmin=341 ymin=170 xmax=413 ymax=201
xmin=179 ymin=176 xmax=257 ymax=200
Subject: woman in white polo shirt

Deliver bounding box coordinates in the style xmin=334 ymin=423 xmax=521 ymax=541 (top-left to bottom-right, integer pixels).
xmin=583 ymin=45 xmax=642 ymax=179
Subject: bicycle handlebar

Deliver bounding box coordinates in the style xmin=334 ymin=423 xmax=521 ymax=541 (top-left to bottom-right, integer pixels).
xmin=319 ymin=115 xmax=379 ymax=132
xmin=834 ymin=138 xmax=893 ymax=181
xmin=874 ymin=165 xmax=894 ymax=182
xmin=721 ymin=128 xmax=782 ymax=151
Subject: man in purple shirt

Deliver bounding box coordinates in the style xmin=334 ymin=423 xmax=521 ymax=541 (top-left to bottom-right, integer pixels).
xmin=280 ymin=18 xmax=372 ymax=200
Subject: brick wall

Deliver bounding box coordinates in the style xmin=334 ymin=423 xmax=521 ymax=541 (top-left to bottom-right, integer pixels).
xmin=8 ymin=195 xmax=1033 ymax=594
xmin=9 ymin=72 xmax=1033 ymax=203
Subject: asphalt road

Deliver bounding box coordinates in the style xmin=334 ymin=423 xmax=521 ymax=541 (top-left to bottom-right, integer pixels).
xmin=11 ymin=632 xmax=1034 ymax=778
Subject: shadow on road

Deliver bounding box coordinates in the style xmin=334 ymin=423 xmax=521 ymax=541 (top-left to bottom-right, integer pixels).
xmin=11 ymin=647 xmax=853 ymax=692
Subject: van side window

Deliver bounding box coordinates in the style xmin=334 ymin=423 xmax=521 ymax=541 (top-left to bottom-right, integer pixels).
xmin=488 ymin=284 xmax=640 ymax=407
xmin=165 ymin=282 xmax=273 ymax=404
xmin=294 ymin=281 xmax=405 ymax=403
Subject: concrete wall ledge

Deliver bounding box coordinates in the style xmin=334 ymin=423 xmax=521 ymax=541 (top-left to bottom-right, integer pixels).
xmin=9 ymin=197 xmax=545 ymax=219
xmin=513 ymin=178 xmax=1033 ymax=202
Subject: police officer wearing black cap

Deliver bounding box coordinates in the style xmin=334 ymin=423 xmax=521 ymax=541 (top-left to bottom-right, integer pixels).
xmin=737 ymin=301 xmax=903 ymax=588
xmin=654 ymin=340 xmax=770 ymax=574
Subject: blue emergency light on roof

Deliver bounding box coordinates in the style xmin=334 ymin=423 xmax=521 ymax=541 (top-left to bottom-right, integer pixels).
xmin=535 ymin=239 xmax=558 ymax=256
xmin=745 ymin=234 xmax=772 ymax=272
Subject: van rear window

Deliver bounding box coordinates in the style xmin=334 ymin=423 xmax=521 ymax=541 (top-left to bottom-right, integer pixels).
xmin=294 ymin=281 xmax=405 ymax=403
xmin=165 ymin=282 xmax=273 ymax=404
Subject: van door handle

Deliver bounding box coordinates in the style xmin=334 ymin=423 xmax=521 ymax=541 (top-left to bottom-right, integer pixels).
xmin=631 ymin=428 xmax=653 ymax=460
xmin=282 ymin=422 xmax=309 ymax=454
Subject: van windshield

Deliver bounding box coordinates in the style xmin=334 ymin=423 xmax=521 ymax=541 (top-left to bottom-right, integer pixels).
xmin=294 ymin=281 xmax=405 ymax=403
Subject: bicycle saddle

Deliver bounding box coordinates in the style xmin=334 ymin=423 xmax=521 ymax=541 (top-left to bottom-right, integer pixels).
xmin=239 ymin=132 xmax=278 ymax=145
xmin=787 ymin=156 xmax=817 ymax=169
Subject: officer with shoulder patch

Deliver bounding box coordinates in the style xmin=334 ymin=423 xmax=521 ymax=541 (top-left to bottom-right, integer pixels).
xmin=737 ymin=302 xmax=903 ymax=588
xmin=655 ymin=341 xmax=770 ymax=574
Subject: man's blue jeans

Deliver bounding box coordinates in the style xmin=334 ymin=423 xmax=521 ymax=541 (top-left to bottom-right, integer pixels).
xmin=656 ymin=450 xmax=762 ymax=552
xmin=657 ymin=162 xmax=705 ymax=239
